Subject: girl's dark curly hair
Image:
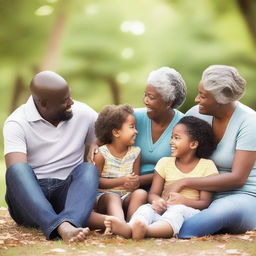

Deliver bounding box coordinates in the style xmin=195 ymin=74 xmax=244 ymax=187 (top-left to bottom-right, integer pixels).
xmin=95 ymin=104 xmax=134 ymax=144
xmin=177 ymin=116 xmax=216 ymax=158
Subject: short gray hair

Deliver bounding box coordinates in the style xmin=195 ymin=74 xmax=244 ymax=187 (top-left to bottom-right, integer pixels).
xmin=202 ymin=65 xmax=246 ymax=104
xmin=147 ymin=67 xmax=186 ymax=109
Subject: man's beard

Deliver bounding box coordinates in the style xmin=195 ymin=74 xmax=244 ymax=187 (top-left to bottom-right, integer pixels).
xmin=58 ymin=111 xmax=73 ymax=122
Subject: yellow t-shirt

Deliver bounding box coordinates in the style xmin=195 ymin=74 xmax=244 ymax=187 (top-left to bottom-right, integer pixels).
xmin=155 ymin=157 xmax=218 ymax=200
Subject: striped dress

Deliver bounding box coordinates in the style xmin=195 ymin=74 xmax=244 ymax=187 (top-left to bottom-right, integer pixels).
xmin=98 ymin=145 xmax=141 ymax=196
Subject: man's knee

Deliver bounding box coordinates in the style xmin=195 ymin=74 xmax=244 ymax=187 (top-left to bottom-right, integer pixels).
xmin=6 ymin=163 xmax=35 ymax=184
xmin=72 ymin=162 xmax=99 ymax=190
xmin=6 ymin=162 xmax=31 ymax=174
xmin=73 ymin=162 xmax=99 ymax=178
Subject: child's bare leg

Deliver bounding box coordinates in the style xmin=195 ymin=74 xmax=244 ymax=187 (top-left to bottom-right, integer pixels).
xmin=57 ymin=222 xmax=90 ymax=243
xmin=131 ymin=220 xmax=148 ymax=240
xmin=86 ymin=211 xmax=108 ymax=230
xmin=124 ymin=189 xmax=148 ymax=221
xmin=98 ymin=193 xmax=125 ymax=221
xmin=104 ymin=216 xmax=132 ymax=238
xmin=129 ymin=203 xmax=155 ymax=240
xmin=147 ymin=220 xmax=173 ymax=238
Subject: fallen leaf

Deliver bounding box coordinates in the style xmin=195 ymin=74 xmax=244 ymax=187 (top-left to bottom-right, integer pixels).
xmin=0 ymin=219 xmax=7 ymax=224
xmin=49 ymin=248 xmax=67 ymax=253
xmin=216 ymin=244 xmax=226 ymax=249
xmin=225 ymin=249 xmax=242 ymax=255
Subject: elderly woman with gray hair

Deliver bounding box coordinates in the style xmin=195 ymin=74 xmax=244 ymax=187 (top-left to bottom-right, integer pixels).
xmin=88 ymin=67 xmax=186 ymax=192
xmin=134 ymin=67 xmax=186 ymax=189
xmin=164 ymin=65 xmax=256 ymax=237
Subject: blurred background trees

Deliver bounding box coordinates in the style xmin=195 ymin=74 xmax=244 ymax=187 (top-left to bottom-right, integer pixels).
xmin=1 ymin=0 xmax=256 ymax=157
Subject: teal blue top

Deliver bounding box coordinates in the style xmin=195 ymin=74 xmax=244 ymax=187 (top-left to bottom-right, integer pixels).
xmin=186 ymin=102 xmax=256 ymax=198
xmin=134 ymin=108 xmax=184 ymax=175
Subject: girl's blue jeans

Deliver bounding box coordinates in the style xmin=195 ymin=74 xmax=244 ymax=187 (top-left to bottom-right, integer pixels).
xmin=5 ymin=162 xmax=99 ymax=239
xmin=179 ymin=194 xmax=256 ymax=238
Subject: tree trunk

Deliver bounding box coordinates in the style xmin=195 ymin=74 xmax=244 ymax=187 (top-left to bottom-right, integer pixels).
xmin=237 ymin=0 xmax=256 ymax=47
xmin=10 ymin=75 xmax=25 ymax=113
xmin=107 ymin=77 xmax=120 ymax=105
xmin=40 ymin=0 xmax=70 ymax=71
xmin=9 ymin=1 xmax=70 ymax=113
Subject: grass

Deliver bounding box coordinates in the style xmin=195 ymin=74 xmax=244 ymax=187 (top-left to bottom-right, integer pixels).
xmin=0 ymin=160 xmax=6 ymax=207
xmin=1 ymin=211 xmax=256 ymax=256
xmin=1 ymin=160 xmax=256 ymax=255
xmin=0 ymin=241 xmax=249 ymax=256
xmin=1 ymin=220 xmax=256 ymax=256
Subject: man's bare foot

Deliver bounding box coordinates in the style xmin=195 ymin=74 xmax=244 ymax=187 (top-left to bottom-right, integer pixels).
xmin=131 ymin=220 xmax=147 ymax=240
xmin=104 ymin=216 xmax=131 ymax=238
xmin=57 ymin=222 xmax=90 ymax=243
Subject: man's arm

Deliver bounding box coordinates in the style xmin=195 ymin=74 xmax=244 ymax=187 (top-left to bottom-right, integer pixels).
xmin=5 ymin=152 xmax=27 ymax=168
xmin=3 ymin=120 xmax=27 ymax=168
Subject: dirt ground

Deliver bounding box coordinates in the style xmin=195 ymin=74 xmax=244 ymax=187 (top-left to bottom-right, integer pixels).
xmin=1 ymin=207 xmax=256 ymax=256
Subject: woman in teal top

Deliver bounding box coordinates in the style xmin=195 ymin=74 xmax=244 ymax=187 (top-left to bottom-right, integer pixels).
xmin=164 ymin=65 xmax=256 ymax=237
xmin=88 ymin=67 xmax=186 ymax=191
xmin=134 ymin=67 xmax=186 ymax=189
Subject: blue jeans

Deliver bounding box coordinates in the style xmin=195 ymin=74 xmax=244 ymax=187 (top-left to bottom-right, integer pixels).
xmin=179 ymin=194 xmax=256 ymax=238
xmin=5 ymin=162 xmax=99 ymax=239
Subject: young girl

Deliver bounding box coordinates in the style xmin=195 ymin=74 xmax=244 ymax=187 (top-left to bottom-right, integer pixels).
xmin=94 ymin=104 xmax=147 ymax=225
xmin=104 ymin=116 xmax=218 ymax=239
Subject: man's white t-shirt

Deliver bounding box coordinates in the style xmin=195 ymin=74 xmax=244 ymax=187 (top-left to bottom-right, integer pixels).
xmin=3 ymin=96 xmax=98 ymax=180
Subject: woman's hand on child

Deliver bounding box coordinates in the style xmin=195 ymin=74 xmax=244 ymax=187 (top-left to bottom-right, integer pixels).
xmin=162 ymin=179 xmax=186 ymax=200
xmin=123 ymin=173 xmax=140 ymax=191
xmin=167 ymin=192 xmax=186 ymax=205
xmin=151 ymin=198 xmax=168 ymax=214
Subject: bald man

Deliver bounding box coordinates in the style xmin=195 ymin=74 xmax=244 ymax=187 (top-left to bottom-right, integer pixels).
xmin=3 ymin=71 xmax=105 ymax=242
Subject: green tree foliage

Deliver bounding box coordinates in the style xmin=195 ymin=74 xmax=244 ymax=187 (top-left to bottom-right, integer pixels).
xmin=0 ymin=0 xmax=256 ymax=158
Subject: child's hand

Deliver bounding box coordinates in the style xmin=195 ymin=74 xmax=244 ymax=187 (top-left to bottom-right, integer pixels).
xmin=167 ymin=192 xmax=186 ymax=205
xmin=123 ymin=173 xmax=140 ymax=191
xmin=151 ymin=198 xmax=168 ymax=214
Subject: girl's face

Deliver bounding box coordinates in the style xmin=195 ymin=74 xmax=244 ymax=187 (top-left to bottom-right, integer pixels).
xmin=143 ymin=84 xmax=170 ymax=120
xmin=116 ymin=114 xmax=138 ymax=146
xmin=195 ymin=81 xmax=219 ymax=115
xmin=170 ymin=123 xmax=197 ymax=158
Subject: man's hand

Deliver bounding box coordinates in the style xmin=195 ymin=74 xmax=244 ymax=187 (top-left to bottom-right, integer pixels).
xmin=87 ymin=142 xmax=99 ymax=164
xmin=151 ymin=198 xmax=168 ymax=214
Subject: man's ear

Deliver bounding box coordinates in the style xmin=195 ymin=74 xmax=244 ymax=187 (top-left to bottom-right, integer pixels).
xmin=112 ymin=129 xmax=120 ymax=138
xmin=190 ymin=140 xmax=199 ymax=149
